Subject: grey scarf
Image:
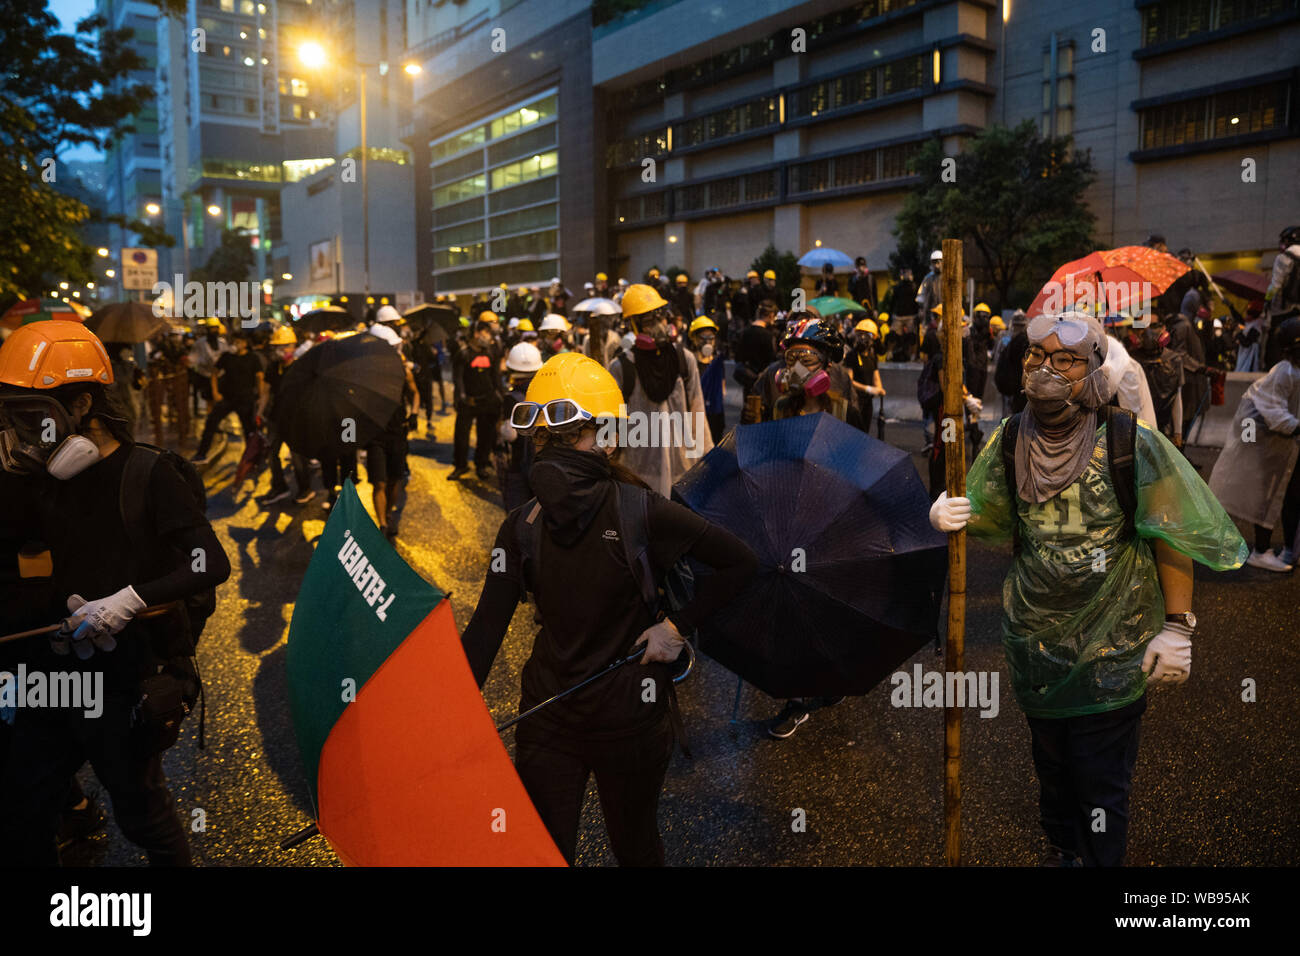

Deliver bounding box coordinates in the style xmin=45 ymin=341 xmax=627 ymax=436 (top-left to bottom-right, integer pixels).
xmin=1015 ymin=314 xmax=1110 ymax=504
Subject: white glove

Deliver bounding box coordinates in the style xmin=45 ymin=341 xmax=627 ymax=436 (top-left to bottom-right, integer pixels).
xmin=964 ymin=395 xmax=983 ymax=414
xmin=929 ymin=491 xmax=971 ymax=533
xmin=65 ymin=587 xmax=145 ymax=657
xmin=1142 ymin=621 xmax=1193 ymax=686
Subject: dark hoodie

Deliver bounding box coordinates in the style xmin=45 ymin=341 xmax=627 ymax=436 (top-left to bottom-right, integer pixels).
xmin=462 ymin=443 xmax=756 ymax=739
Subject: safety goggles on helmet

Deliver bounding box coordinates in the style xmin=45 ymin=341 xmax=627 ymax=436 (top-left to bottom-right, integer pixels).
xmin=509 ymin=398 xmax=598 ymax=435
xmin=1027 ymin=314 xmax=1093 ymax=347
xmin=784 ymin=345 xmax=823 ymax=368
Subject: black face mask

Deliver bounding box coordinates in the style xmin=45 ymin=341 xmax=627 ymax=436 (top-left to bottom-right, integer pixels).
xmin=530 ymin=443 xmax=613 ymax=545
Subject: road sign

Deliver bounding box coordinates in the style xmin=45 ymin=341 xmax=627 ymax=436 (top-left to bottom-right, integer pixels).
xmin=121 ymin=248 xmax=158 ymax=291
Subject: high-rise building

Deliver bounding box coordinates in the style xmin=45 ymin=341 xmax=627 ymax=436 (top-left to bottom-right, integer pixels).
xmin=98 ymin=0 xmax=165 ymax=279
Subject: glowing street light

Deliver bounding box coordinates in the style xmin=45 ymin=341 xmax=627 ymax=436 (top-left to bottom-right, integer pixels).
xmin=145 ymin=202 xmax=161 ymax=216
xmin=59 ymin=281 xmax=69 ymax=290
xmin=281 ymin=273 xmax=293 ymax=280
xmin=208 ymin=204 xmax=222 ymax=217
xmin=403 ymin=62 xmax=421 ymax=76
xmin=106 ymin=269 xmax=116 ymax=278
xmin=96 ymin=247 xmax=109 ymax=257
xmin=298 ymin=41 xmax=327 ymax=69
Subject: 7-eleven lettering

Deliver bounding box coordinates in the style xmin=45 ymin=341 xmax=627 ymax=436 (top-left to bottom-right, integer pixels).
xmin=363 ymin=574 xmax=386 ymax=605
xmin=376 ymin=593 xmax=395 ymax=622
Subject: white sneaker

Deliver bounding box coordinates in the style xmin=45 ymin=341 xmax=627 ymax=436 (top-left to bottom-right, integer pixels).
xmin=1246 ymin=549 xmax=1293 ymax=572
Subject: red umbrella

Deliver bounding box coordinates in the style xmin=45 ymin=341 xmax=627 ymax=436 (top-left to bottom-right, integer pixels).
xmin=1211 ymin=270 xmax=1270 ymax=301
xmin=1028 ymin=246 xmax=1191 ymax=318
xmin=1 ymin=298 xmax=87 ymax=330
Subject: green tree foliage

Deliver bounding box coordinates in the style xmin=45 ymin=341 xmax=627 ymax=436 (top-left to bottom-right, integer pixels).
xmin=194 ymin=231 xmax=256 ymax=286
xmin=750 ymin=244 xmax=801 ymax=307
xmin=0 ymin=0 xmax=170 ymax=302
xmin=893 ymin=122 xmax=1097 ymax=309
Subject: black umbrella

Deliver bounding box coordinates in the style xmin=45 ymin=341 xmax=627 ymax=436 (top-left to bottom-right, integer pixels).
xmin=273 ymin=333 xmax=405 ymax=458
xmin=403 ymin=303 xmax=460 ymax=345
xmin=296 ymin=306 xmax=358 ymax=334
xmin=673 ymin=412 xmax=948 ymax=699
xmin=86 ymin=302 xmax=169 ymax=344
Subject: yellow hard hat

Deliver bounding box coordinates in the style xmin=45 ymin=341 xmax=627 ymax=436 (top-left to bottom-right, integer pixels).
xmin=877 ymin=311 xmax=890 ymax=323
xmin=270 ymin=325 xmax=297 ymax=346
xmin=516 ymin=318 xmax=534 ymax=332
xmin=689 ymin=316 xmax=718 ymax=336
xmin=854 ymin=318 xmax=879 ymax=336
xmin=746 ymin=270 xmax=758 ymax=279
xmin=525 ymin=352 xmax=624 ymax=420
xmin=595 ymin=272 xmax=607 ymax=282
xmin=974 ymin=302 xmax=992 ymax=314
xmin=0 ymin=319 xmax=113 ymax=389
xmin=989 ymin=316 xmax=1006 ymax=331
xmin=675 ymin=273 xmax=688 ymax=284
xmin=648 ymin=268 xmax=660 ymax=278
xmin=499 ymin=282 xmax=508 ymax=290
xmin=620 ymin=283 xmax=668 ymax=320
xmin=762 ymin=269 xmax=776 ymax=280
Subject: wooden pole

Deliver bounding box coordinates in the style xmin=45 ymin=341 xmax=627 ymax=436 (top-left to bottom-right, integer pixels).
xmin=940 ymin=237 xmax=967 ymax=867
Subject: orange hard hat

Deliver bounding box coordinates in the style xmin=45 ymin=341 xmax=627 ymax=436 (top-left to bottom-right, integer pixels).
xmin=0 ymin=319 xmax=113 ymax=390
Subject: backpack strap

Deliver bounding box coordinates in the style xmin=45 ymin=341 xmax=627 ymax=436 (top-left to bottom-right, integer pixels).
xmin=1100 ymin=404 xmax=1139 ymax=538
xmin=1000 ymin=413 xmax=1022 ymax=557
xmin=615 ymin=352 xmax=635 ymax=403
xmin=615 ymin=482 xmax=658 ymax=613
xmin=118 ymin=443 xmax=161 ymax=579
xmin=514 ymin=498 xmax=543 ymax=600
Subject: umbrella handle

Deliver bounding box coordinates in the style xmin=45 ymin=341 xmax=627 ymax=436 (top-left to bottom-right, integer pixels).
xmin=280 ymin=823 xmax=320 ymax=850
xmin=672 ymin=639 xmax=696 ymax=684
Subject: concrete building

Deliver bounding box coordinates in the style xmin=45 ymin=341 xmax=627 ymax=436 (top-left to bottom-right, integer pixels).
xmin=156 ymin=0 xmax=335 ymax=301
xmin=97 ymin=0 xmax=165 ymax=286
xmin=400 ymin=0 xmax=1298 ymax=306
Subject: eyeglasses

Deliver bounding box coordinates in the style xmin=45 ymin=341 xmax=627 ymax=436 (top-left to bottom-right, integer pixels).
xmin=784 ymin=346 xmax=822 ymax=368
xmin=509 ymin=399 xmax=596 ymax=434
xmin=1023 ymin=346 xmax=1087 ymax=372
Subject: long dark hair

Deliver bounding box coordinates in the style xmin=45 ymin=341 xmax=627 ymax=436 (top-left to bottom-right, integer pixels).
xmin=51 ymin=382 xmax=135 ymax=446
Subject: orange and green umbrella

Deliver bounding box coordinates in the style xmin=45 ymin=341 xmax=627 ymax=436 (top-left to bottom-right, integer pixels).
xmin=1027 ymin=245 xmax=1191 ymax=319
xmin=286 ymin=479 xmax=564 ymax=866
xmin=1 ymin=297 xmax=88 ymax=330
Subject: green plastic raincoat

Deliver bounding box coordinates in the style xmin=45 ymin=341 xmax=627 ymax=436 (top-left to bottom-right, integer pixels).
xmin=966 ymin=419 xmax=1247 ymax=719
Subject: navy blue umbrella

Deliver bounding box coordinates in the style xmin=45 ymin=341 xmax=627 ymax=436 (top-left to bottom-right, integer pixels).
xmin=673 ymin=413 xmax=947 ymax=699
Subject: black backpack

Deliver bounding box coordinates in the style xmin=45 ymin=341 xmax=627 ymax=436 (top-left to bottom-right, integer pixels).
xmin=999 ymin=405 xmax=1138 ymax=556
xmin=514 ymin=481 xmax=695 ymax=624
xmin=614 ymin=342 xmax=687 ymax=403
xmin=119 ymin=442 xmax=218 ymax=648
xmin=916 ymin=355 xmax=944 ymax=416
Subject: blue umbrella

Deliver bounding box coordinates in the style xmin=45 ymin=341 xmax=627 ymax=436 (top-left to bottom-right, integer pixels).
xmin=797 ymin=247 xmax=855 ymax=271
xmin=673 ymin=413 xmax=947 ymax=699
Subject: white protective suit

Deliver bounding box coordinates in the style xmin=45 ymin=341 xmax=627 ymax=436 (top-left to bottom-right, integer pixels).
xmin=608 ymin=346 xmax=713 ymax=497
xmin=1100 ymin=333 xmax=1158 ymax=425
xmin=1208 ymin=359 xmax=1300 ymax=528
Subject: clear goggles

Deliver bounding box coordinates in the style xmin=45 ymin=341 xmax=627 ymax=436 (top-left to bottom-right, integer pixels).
xmin=509 ymin=399 xmax=598 ymax=434
xmin=1027 ymin=314 xmax=1093 ymax=347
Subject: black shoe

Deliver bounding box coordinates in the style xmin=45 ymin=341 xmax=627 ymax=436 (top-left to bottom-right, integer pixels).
xmin=258 ymin=487 xmax=292 ymax=505
xmin=1041 ymin=844 xmax=1082 ymax=867
xmin=767 ymin=701 xmax=811 ymax=739
xmin=447 ymin=467 xmax=469 ymax=481
xmin=57 ymin=796 xmax=107 ymax=850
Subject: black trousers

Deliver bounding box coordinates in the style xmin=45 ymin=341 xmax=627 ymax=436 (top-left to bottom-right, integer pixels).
xmin=453 ymin=401 xmax=500 ymax=471
xmin=1025 ymin=693 xmax=1146 ymax=866
xmin=514 ymin=714 xmax=674 ymax=866
xmin=1253 ymin=451 xmax=1300 ymax=552
xmin=196 ymin=397 xmax=256 ymax=457
xmin=0 ymin=692 xmax=191 ymax=865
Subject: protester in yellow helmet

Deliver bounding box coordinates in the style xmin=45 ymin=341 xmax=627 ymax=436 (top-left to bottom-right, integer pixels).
xmin=0 ymin=319 xmax=231 ymax=866
xmin=686 ymin=316 xmax=726 ymax=443
xmin=608 ymin=284 xmax=713 ymax=495
xmin=846 ymin=317 xmax=887 ymax=433
xmin=461 ymin=350 xmax=756 ymax=867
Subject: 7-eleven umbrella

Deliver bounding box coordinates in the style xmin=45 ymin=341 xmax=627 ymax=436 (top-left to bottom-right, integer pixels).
xmin=1027 ymin=245 xmax=1190 ymax=318
xmin=1 ymin=298 xmax=87 ymax=330
xmin=286 ymin=480 xmax=564 ymax=866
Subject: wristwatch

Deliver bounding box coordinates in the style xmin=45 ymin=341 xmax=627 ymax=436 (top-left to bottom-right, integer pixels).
xmin=1165 ymin=611 xmax=1197 ymax=629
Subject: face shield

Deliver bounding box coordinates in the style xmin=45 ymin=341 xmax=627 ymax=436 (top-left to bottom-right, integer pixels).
xmin=0 ymin=393 xmax=101 ymax=478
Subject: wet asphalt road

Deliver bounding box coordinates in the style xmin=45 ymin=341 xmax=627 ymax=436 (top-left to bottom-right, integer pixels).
xmin=66 ymin=384 xmax=1299 ymax=866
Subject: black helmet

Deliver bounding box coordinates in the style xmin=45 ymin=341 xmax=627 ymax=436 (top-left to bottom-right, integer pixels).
xmin=1281 ymin=226 xmax=1300 ymax=247
xmin=782 ymin=315 xmax=844 ymax=363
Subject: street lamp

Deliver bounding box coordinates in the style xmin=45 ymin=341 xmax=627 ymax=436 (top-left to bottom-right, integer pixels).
xmin=298 ymin=40 xmax=419 ymax=300
xmin=282 ymin=273 xmax=293 ymax=280
xmin=59 ymin=281 xmax=68 ymax=290
xmin=105 ymin=269 xmax=116 ymax=278
xmin=145 ymin=202 xmax=161 ymax=216
xmin=97 ymin=247 xmax=109 ymax=257
xmin=207 ymin=204 xmax=222 ymax=217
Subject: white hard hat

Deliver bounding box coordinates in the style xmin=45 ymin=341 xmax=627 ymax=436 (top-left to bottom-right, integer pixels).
xmin=376 ymin=304 xmax=402 ymax=324
xmin=506 ymin=341 xmax=543 ymax=373
xmin=1213 ymin=318 xmax=1223 ymax=329
xmin=539 ymin=313 xmax=571 ymax=332
xmin=930 ymin=250 xmax=943 ymax=261
xmin=507 ymin=317 xmax=520 ymax=330
xmin=368 ymin=323 xmax=401 ymax=347
xmin=620 ymin=332 xmax=637 ymax=354
xmin=618 ymin=278 xmax=629 ymax=287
